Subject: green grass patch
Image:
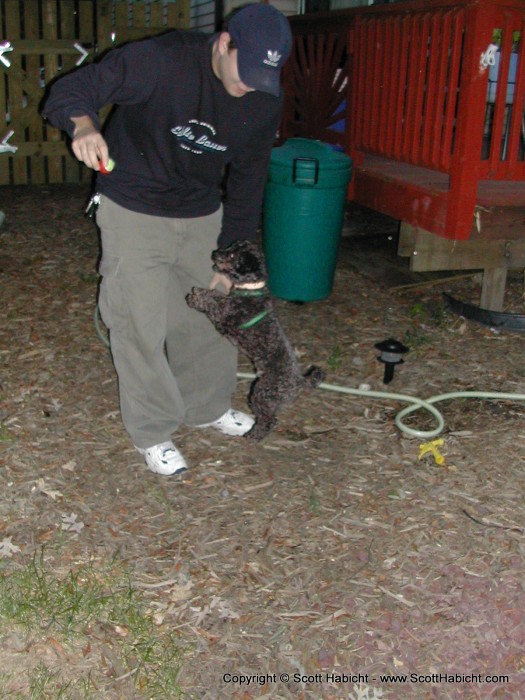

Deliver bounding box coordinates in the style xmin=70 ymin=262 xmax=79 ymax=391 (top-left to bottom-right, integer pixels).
xmin=327 ymin=344 xmax=343 ymax=370
xmin=0 ymin=663 xmax=97 ymax=700
xmin=0 ymin=552 xmax=183 ymax=698
xmin=0 ymin=421 xmax=14 ymax=442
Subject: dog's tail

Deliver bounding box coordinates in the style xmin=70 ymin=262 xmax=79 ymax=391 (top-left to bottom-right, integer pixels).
xmin=303 ymin=365 xmax=325 ymax=388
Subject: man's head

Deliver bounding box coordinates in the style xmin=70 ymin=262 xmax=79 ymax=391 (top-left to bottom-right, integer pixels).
xmin=213 ymin=4 xmax=292 ymax=98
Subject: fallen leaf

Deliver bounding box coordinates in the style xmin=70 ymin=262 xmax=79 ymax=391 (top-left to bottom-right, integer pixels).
xmin=169 ymin=581 xmax=194 ymax=602
xmin=35 ymin=478 xmax=63 ymax=501
xmin=0 ymin=537 xmax=20 ymax=558
xmin=61 ymin=513 xmax=85 ymax=533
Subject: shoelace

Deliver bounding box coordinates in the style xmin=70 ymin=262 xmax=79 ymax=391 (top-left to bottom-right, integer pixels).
xmin=160 ymin=447 xmax=178 ymax=461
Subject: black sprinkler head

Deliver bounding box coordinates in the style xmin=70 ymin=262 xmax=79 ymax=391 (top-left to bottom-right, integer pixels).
xmin=375 ymin=338 xmax=409 ymax=384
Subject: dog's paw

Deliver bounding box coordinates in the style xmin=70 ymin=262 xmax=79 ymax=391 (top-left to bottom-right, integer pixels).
xmin=244 ymin=418 xmax=276 ymax=442
xmin=186 ymin=287 xmax=207 ymax=309
xmin=244 ymin=428 xmax=266 ymax=442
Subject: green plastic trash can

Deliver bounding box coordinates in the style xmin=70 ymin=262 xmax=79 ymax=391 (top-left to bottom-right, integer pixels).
xmin=263 ymin=138 xmax=353 ymax=302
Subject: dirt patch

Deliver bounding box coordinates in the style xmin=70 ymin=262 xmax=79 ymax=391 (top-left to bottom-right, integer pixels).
xmin=1 ymin=184 xmax=524 ymax=699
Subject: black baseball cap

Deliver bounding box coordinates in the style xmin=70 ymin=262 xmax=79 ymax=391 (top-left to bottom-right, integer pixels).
xmin=227 ymin=4 xmax=293 ymax=97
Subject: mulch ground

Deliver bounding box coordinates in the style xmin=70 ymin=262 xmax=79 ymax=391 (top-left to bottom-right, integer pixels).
xmin=1 ymin=184 xmax=524 ymax=699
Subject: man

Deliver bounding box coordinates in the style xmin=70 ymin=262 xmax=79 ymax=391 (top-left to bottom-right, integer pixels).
xmin=42 ymin=4 xmax=292 ymax=475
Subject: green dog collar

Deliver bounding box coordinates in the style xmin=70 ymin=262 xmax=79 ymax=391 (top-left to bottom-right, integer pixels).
xmin=238 ymin=309 xmax=270 ymax=330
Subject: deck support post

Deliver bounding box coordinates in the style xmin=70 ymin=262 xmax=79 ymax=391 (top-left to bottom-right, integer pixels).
xmin=480 ymin=268 xmax=508 ymax=311
xmin=399 ymin=223 xmax=525 ymax=312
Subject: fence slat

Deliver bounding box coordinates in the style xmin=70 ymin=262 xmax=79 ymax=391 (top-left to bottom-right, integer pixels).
xmin=5 ymin=0 xmax=28 ymax=183
xmin=402 ymin=15 xmax=421 ymax=162
xmin=150 ymin=0 xmax=164 ymax=28
xmin=0 ymin=4 xmax=10 ymax=184
xmin=97 ymin=0 xmax=114 ymax=55
xmin=60 ymin=0 xmax=80 ymax=183
xmin=370 ymin=17 xmax=384 ymax=152
xmin=43 ymin=0 xmax=64 ymax=183
xmin=380 ymin=16 xmax=394 ymax=155
xmin=132 ymin=1 xmax=148 ymax=31
xmin=393 ymin=16 xmax=410 ymax=160
xmin=440 ymin=10 xmax=463 ymax=170
xmin=505 ymin=19 xmax=525 ymax=175
xmin=428 ymin=10 xmax=453 ymax=168
xmin=24 ymin=0 xmax=45 ymax=183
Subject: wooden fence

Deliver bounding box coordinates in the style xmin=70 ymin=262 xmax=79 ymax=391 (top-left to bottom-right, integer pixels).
xmin=0 ymin=0 xmax=190 ymax=185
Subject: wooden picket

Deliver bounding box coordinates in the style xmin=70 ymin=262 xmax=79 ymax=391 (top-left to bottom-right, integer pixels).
xmin=0 ymin=0 xmax=190 ymax=185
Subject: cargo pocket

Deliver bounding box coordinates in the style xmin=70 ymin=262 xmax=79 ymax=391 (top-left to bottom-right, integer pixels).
xmin=98 ymin=253 xmax=131 ymax=338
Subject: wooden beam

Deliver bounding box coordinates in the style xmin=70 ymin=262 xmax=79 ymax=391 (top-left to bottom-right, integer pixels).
xmin=399 ymin=223 xmax=525 ymax=311
xmin=403 ymin=225 xmax=525 ymax=272
xmin=354 ymin=167 xmax=449 ymax=236
xmin=11 ymin=141 xmax=70 ymax=156
xmin=3 ymin=39 xmax=93 ymax=55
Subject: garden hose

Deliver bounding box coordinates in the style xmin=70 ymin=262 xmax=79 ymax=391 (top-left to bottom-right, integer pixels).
xmin=94 ymin=305 xmax=525 ymax=440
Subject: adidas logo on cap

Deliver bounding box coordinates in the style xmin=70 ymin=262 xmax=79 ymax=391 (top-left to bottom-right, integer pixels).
xmin=263 ymin=50 xmax=282 ymax=68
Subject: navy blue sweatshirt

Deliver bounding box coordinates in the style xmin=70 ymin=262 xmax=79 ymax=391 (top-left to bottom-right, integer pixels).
xmin=42 ymin=31 xmax=282 ymax=246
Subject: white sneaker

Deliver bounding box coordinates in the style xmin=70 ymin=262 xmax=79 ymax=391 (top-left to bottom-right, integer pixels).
xmin=136 ymin=441 xmax=188 ymax=476
xmin=197 ymin=409 xmax=254 ymax=437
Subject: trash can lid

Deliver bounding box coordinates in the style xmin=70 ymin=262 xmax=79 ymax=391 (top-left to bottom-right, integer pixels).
xmin=268 ymin=138 xmax=352 ymax=187
xmin=270 ymin=138 xmax=352 ymax=171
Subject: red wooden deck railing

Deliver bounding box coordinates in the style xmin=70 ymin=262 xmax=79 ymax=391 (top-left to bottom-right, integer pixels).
xmin=281 ymin=0 xmax=525 ymax=241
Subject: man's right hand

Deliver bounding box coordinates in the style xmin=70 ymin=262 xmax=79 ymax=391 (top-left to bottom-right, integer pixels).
xmin=71 ymin=115 xmax=110 ymax=171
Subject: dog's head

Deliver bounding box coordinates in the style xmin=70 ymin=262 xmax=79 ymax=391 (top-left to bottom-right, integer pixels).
xmin=212 ymin=241 xmax=268 ymax=284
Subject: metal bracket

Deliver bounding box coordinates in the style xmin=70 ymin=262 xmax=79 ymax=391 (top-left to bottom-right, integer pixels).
xmin=73 ymin=42 xmax=89 ymax=67
xmin=0 ymin=130 xmax=18 ymax=154
xmin=0 ymin=41 xmax=13 ymax=68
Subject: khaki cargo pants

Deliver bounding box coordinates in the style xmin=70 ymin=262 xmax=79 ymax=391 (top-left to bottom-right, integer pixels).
xmin=96 ymin=195 xmax=237 ymax=449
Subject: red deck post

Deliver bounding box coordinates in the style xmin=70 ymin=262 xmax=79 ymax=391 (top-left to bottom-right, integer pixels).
xmin=446 ymin=0 xmax=498 ymax=239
